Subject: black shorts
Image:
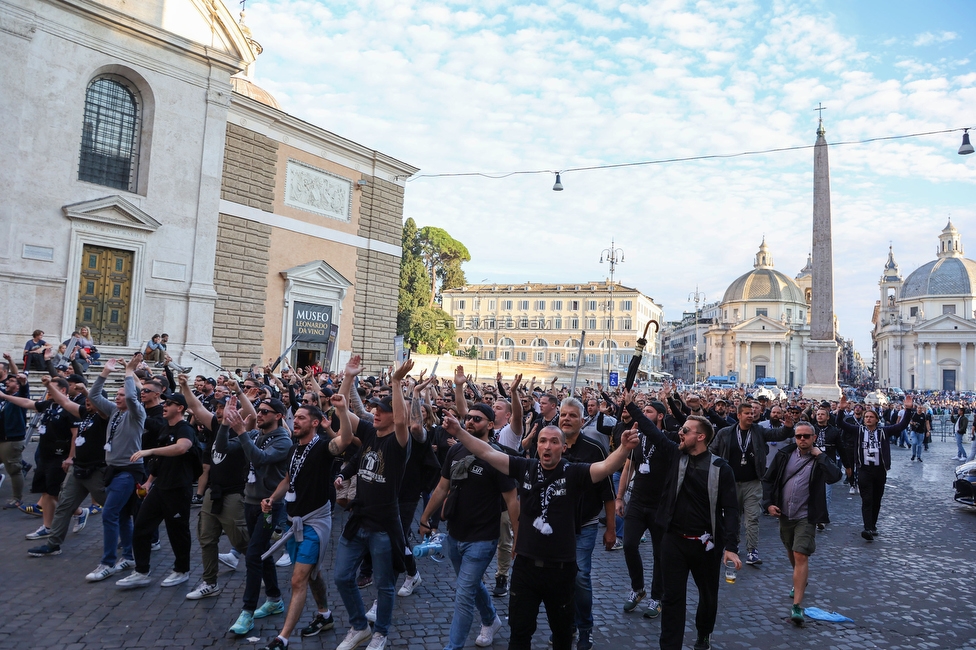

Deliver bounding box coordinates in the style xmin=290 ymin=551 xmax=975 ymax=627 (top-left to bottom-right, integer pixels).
xmin=31 ymin=455 xmax=67 ymax=497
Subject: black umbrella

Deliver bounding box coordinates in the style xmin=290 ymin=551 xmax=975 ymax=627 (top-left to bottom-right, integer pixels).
xmin=625 ymin=319 xmax=659 ymax=391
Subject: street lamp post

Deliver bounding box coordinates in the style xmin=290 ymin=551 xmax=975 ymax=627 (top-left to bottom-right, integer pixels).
xmin=688 ymin=286 xmax=706 ymax=384
xmin=600 ymin=240 xmax=624 ymax=385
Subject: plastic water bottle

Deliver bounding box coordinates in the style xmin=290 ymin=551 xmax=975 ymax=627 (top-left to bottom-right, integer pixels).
xmin=412 ymin=533 xmax=445 ymax=559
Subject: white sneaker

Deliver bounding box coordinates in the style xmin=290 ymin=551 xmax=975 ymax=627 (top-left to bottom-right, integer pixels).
xmin=476 ymin=615 xmax=502 ymax=647
xmin=849 ymin=485 xmax=857 ymax=495
xmin=218 ymin=552 xmax=239 ymax=570
xmin=276 ymin=553 xmax=292 ymax=567
xmin=365 ymin=599 xmax=378 ymax=623
xmin=186 ymin=581 xmax=222 ymax=600
xmin=115 ymin=558 xmax=135 ymax=571
xmin=337 ymin=627 xmax=373 ymax=650
xmin=365 ymin=632 xmax=388 ymax=650
xmin=397 ymin=571 xmax=422 ymax=596
xmin=73 ymin=507 xmax=90 ymax=534
xmin=116 ymin=570 xmax=152 ymax=588
xmin=150 ymin=541 xmax=162 ymax=551
xmin=161 ymin=571 xmax=190 ymax=587
xmin=26 ymin=525 xmax=51 ymax=540
xmin=86 ymin=563 xmax=119 ymax=582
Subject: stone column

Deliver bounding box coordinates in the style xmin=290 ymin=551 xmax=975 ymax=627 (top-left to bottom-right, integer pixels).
xmin=772 ymin=342 xmax=780 ymax=383
xmin=914 ymin=343 xmax=922 ymax=390
xmin=961 ymin=342 xmax=968 ymax=392
xmin=930 ymin=342 xmax=938 ymax=390
xmin=803 ymin=120 xmax=841 ymax=401
xmin=745 ymin=341 xmax=752 ymax=383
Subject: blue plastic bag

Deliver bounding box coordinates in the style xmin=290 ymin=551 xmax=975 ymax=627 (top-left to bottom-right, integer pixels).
xmin=804 ymin=607 xmax=853 ymax=622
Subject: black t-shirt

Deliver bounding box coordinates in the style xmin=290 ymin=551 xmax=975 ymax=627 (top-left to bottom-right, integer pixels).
xmin=0 ymin=382 xmax=30 ymax=442
xmin=286 ymin=435 xmax=336 ymax=518
xmin=35 ymin=400 xmax=75 ymax=459
xmin=728 ymin=429 xmax=758 ymax=482
xmin=909 ymin=412 xmax=929 ymax=433
xmin=442 ymin=443 xmax=516 ymax=542
xmin=72 ymin=407 xmax=107 ymax=467
xmin=628 ymin=428 xmax=679 ymax=509
xmin=508 ymin=456 xmax=591 ymax=563
xmin=563 ymin=435 xmax=613 ymax=525
xmin=151 ymin=420 xmax=198 ymax=490
xmin=207 ymin=419 xmax=248 ymax=495
xmin=670 ymin=451 xmax=713 ymax=536
xmin=354 ymin=420 xmax=410 ymax=532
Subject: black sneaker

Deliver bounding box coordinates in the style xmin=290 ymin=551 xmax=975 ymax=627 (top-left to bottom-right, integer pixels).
xmin=191 ymin=494 xmax=204 ymax=507
xmin=492 ymin=575 xmax=509 ymax=598
xmin=260 ymin=637 xmax=287 ymax=650
xmin=357 ymin=574 xmax=373 ymax=589
xmin=694 ymin=634 xmax=711 ymax=650
xmin=576 ymin=629 xmax=593 ymax=650
xmin=861 ymin=529 xmax=875 ymax=541
xmin=28 ymin=543 xmax=62 ymax=557
xmin=301 ymin=612 xmax=334 ymax=637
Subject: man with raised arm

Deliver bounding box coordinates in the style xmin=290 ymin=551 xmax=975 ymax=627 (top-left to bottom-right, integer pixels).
xmin=333 ymin=357 xmax=414 ymax=650
xmin=84 ymin=355 xmax=147 ymax=582
xmin=254 ymin=394 xmax=355 ymax=650
xmin=447 ymin=411 xmax=637 ymax=650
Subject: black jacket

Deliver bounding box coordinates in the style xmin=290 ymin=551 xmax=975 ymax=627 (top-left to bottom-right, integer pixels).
xmin=761 ymin=443 xmax=842 ymax=525
xmin=626 ymin=403 xmax=739 ymax=553
xmin=710 ymin=422 xmax=794 ymax=480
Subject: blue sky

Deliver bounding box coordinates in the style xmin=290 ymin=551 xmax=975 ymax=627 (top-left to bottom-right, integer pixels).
xmin=243 ymin=0 xmax=976 ymax=356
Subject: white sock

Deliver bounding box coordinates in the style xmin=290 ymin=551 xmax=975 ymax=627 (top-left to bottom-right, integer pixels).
xmin=276 ymin=636 xmax=288 ymax=646
xmin=319 ymin=609 xmax=331 ymax=617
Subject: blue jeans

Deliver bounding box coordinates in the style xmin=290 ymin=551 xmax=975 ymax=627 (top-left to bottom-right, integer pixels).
xmin=574 ymin=523 xmax=598 ymax=633
xmin=101 ymin=470 xmax=135 ymax=566
xmin=445 ymin=536 xmax=498 ymax=650
xmin=610 ymin=472 xmax=624 ymax=538
xmin=335 ymin=528 xmax=396 ymax=636
xmin=911 ymin=432 xmax=925 ymax=459
xmin=956 ymin=433 xmax=967 ymax=458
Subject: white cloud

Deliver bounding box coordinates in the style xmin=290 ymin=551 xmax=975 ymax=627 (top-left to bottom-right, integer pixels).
xmin=913 ymin=31 xmax=958 ymax=46
xmin=245 ymin=0 xmax=976 ymax=355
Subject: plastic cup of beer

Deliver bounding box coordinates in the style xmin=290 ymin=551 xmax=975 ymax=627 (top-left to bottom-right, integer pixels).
xmin=724 ymin=560 xmax=736 ymax=584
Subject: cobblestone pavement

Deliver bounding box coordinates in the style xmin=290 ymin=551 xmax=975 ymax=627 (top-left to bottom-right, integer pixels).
xmin=2 ymin=438 xmax=974 ymax=650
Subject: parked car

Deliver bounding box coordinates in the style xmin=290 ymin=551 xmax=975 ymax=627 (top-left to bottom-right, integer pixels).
xmin=952 ymin=459 xmax=976 ymax=506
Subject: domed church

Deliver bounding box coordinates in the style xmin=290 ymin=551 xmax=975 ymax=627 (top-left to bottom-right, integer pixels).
xmin=704 ymin=240 xmax=812 ymax=386
xmin=873 ymin=221 xmax=976 ymax=392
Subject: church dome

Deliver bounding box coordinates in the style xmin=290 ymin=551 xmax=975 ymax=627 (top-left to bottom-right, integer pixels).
xmin=231 ymin=75 xmax=280 ymax=110
xmin=900 ymin=221 xmax=976 ymax=299
xmin=722 ymin=239 xmax=806 ymax=304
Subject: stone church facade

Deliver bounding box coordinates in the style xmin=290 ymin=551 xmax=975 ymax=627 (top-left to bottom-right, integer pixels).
xmin=0 ymin=0 xmax=415 ymax=372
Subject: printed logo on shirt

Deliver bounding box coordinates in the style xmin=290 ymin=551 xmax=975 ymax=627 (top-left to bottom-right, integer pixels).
xmin=211 ymin=450 xmax=226 ymax=465
xmin=358 ymin=447 xmax=387 ymax=484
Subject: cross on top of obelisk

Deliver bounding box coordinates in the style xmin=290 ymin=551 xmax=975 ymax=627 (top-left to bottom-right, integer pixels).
xmin=815 ymin=103 xmax=826 ymax=135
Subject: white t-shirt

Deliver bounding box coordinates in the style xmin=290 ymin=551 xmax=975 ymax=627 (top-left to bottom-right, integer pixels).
xmin=496 ymin=423 xmax=520 ymax=451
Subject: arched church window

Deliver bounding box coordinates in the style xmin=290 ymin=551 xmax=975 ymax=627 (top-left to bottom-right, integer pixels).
xmin=78 ymin=76 xmax=141 ymax=191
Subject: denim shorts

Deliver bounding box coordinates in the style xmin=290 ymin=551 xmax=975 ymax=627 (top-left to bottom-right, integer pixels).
xmin=287 ymin=527 xmax=320 ymax=565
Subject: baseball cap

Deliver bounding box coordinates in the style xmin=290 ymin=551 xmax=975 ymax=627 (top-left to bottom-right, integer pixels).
xmin=66 ymin=374 xmax=88 ymax=386
xmin=263 ymin=398 xmax=288 ymax=416
xmin=367 ymin=396 xmax=393 ymax=412
xmin=165 ymin=393 xmax=188 ymax=409
xmin=468 ymin=403 xmax=495 ymax=423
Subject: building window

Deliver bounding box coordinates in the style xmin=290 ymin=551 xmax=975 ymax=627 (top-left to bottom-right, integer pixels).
xmin=799 ymin=310 xmax=804 ymax=321
xmin=455 ymin=299 xmax=466 ymax=310
xmin=569 ymin=300 xmax=580 ymax=311
xmin=552 ymin=300 xmax=563 ymax=311
xmin=586 ymin=353 xmax=597 ymax=364
xmin=484 ymin=317 xmax=495 ymax=329
xmin=943 ymin=304 xmax=957 ymax=315
xmin=518 ymin=300 xmax=529 ymax=310
xmin=570 ymin=318 xmax=579 ymax=329
xmin=536 ymin=300 xmax=546 ymax=310
xmin=786 ymin=308 xmax=792 ymax=321
xmin=502 ymin=300 xmax=513 ymax=310
xmin=456 ymin=317 xmax=464 ymax=329
xmin=516 ymin=351 xmax=527 ymax=361
xmin=586 ymin=300 xmax=597 ymax=310
xmin=471 ymin=317 xmax=479 ymax=329
xmin=473 ymin=298 xmax=480 ymax=310
xmin=621 ymin=300 xmax=633 ymax=311
xmin=554 ymin=317 xmax=562 ymax=330
xmin=756 ymin=308 xmax=768 ymax=317
xmin=485 ymin=350 xmax=495 ymax=360
xmin=79 ymin=76 xmax=141 ymax=192
xmin=501 ymin=350 xmax=511 ymax=361
xmin=910 ymin=307 xmax=918 ymax=317
xmin=488 ymin=299 xmax=496 ymax=310
xmin=535 ymin=351 xmax=545 ymax=362
xmin=620 ymin=318 xmax=632 ymax=330
xmin=518 ymin=317 xmax=528 ymax=328
xmin=586 ymin=318 xmax=597 ymax=329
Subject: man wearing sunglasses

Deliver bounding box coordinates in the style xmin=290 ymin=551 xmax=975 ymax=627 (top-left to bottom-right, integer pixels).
xmin=621 ymin=389 xmax=740 ymax=650
xmin=761 ymin=421 xmax=843 ymax=627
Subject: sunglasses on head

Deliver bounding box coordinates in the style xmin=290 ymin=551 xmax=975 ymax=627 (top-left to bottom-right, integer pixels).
xmin=465 ymin=414 xmax=485 ymax=423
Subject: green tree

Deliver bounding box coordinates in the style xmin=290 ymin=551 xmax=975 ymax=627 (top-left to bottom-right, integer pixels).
xmin=397 ymin=218 xmax=469 ymax=354
xmin=416 ymin=226 xmax=470 ymax=307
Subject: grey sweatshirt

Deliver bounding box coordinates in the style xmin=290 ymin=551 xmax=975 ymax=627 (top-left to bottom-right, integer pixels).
xmin=233 ymin=425 xmax=292 ymax=504
xmin=89 ymin=375 xmax=146 ymax=468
